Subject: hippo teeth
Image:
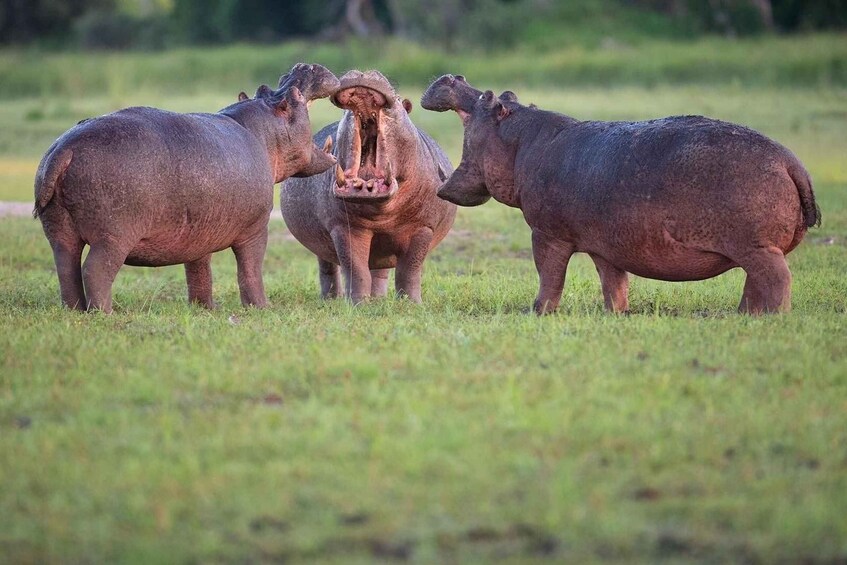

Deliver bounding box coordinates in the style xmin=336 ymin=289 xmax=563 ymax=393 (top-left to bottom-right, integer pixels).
xmin=385 ymin=160 xmax=393 ymax=185
xmin=323 ymin=136 xmax=333 ymax=153
xmin=335 ymin=163 xmax=345 ymax=187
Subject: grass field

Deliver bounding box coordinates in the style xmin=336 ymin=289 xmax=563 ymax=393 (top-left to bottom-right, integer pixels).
xmin=2 ymin=37 xmax=847 ymax=563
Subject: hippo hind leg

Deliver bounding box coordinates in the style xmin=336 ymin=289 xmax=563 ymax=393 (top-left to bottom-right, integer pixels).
xmin=53 ymin=240 xmax=86 ymax=311
xmin=370 ymin=269 xmax=390 ymax=298
xmin=590 ymin=254 xmax=629 ymax=313
xmin=83 ymin=238 xmax=131 ymax=313
xmin=734 ymin=246 xmax=792 ymax=314
xmin=318 ymin=258 xmax=342 ymax=299
xmin=184 ymin=254 xmax=215 ymax=308
xmin=40 ymin=206 xmax=87 ymax=310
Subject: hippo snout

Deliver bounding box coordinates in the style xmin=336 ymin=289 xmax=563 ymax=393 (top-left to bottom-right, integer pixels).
xmin=436 ymin=178 xmax=491 ymax=207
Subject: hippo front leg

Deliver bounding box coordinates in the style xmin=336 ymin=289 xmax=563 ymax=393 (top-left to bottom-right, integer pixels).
xmin=590 ymin=254 xmax=630 ymax=313
xmin=232 ymin=229 xmax=269 ymax=308
xmin=531 ymin=229 xmax=574 ymax=315
xmin=184 ymin=254 xmax=216 ymax=309
xmin=396 ymin=227 xmax=434 ymax=303
xmin=330 ymin=227 xmax=373 ymax=304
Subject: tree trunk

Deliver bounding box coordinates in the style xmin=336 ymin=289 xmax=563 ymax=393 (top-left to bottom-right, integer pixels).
xmin=346 ymin=0 xmax=374 ymax=36
xmin=749 ymin=0 xmax=775 ymax=30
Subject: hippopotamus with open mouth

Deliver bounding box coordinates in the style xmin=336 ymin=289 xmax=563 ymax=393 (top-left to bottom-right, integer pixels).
xmin=281 ymin=70 xmax=456 ymax=303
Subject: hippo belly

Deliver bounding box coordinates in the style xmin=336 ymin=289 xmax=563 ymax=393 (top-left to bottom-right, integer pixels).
xmin=576 ymin=212 xmax=738 ymax=282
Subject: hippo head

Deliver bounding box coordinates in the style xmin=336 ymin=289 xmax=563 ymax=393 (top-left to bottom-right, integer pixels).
xmin=329 ymin=70 xmax=416 ymax=203
xmin=277 ymin=62 xmax=341 ymax=105
xmin=422 ymin=75 xmax=519 ymax=208
xmin=224 ymin=63 xmax=340 ymax=182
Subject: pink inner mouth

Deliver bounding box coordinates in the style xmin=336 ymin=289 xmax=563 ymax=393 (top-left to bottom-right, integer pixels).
xmin=333 ymin=86 xmax=396 ymax=199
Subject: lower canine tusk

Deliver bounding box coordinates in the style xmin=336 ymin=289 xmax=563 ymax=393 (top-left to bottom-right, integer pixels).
xmin=323 ymin=136 xmax=333 ymax=153
xmin=335 ymin=163 xmax=345 ymax=187
xmin=385 ymin=160 xmax=393 ymax=184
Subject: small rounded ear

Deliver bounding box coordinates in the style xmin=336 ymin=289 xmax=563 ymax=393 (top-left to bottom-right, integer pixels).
xmin=238 ymin=91 xmax=249 ymax=102
xmin=499 ymin=90 xmax=518 ymax=103
xmin=402 ymin=98 xmax=413 ymax=114
xmin=255 ymin=84 xmax=274 ymax=99
xmin=481 ymin=90 xmax=495 ymax=105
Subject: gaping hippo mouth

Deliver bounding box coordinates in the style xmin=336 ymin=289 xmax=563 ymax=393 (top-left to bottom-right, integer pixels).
xmin=330 ymin=71 xmax=398 ymax=203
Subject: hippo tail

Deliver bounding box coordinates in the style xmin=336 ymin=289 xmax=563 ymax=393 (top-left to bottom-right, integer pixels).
xmin=33 ymin=147 xmax=73 ymax=219
xmin=788 ymin=164 xmax=820 ymax=229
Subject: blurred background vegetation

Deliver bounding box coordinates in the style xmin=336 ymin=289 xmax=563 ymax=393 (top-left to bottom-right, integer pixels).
xmin=1 ymin=0 xmax=845 ymax=51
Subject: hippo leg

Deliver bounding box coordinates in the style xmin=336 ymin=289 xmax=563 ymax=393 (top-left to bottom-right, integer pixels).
xmin=371 ymin=269 xmax=390 ymax=298
xmin=232 ymin=229 xmax=269 ymax=308
xmin=736 ymin=247 xmax=792 ymax=314
xmin=531 ymin=230 xmax=574 ymax=315
xmin=330 ymin=227 xmax=373 ymax=304
xmin=184 ymin=254 xmax=215 ymax=309
xmin=738 ymin=274 xmax=763 ymax=313
xmin=52 ymin=240 xmax=86 ymax=311
xmin=396 ymin=228 xmax=434 ymax=303
xmin=83 ymin=239 xmax=131 ymax=313
xmin=590 ymin=254 xmax=630 ymax=313
xmin=319 ymin=258 xmax=343 ymax=299
xmin=41 ymin=207 xmax=87 ymax=310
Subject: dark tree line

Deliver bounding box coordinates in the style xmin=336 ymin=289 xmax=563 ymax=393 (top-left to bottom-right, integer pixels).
xmin=1 ymin=0 xmax=845 ymax=48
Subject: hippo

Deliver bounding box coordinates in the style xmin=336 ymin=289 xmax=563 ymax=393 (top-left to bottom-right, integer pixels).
xmin=34 ymin=63 xmax=339 ymax=313
xmin=421 ymin=75 xmax=820 ymax=315
xmin=281 ymin=70 xmax=456 ymax=303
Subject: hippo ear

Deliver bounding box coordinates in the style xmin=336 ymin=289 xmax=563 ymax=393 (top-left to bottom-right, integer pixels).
xmin=238 ymin=91 xmax=249 ymax=102
xmin=499 ymin=90 xmax=518 ymax=103
xmin=481 ymin=90 xmax=496 ymax=106
xmin=402 ymin=98 xmax=413 ymax=114
xmin=255 ymin=84 xmax=274 ymax=99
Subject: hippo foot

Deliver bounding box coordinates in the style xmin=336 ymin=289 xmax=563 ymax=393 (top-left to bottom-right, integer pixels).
xmin=532 ymin=299 xmax=559 ymax=316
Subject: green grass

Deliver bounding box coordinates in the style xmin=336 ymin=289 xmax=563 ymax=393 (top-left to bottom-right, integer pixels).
xmin=0 ymin=33 xmax=845 ymax=101
xmin=2 ymin=40 xmax=847 ymax=563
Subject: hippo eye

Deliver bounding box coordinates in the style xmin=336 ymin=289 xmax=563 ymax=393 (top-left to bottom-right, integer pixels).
xmin=478 ymin=94 xmax=484 ymax=100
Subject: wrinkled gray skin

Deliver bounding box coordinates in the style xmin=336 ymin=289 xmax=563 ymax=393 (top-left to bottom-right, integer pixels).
xmin=422 ymin=74 xmax=820 ymax=315
xmin=281 ymin=70 xmax=456 ymax=303
xmin=34 ymin=63 xmax=339 ymax=313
